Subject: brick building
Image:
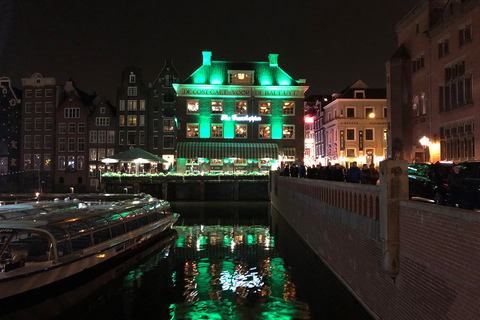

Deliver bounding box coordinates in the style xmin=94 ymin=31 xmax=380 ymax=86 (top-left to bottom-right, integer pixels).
xmin=387 ymin=0 xmax=479 ymax=162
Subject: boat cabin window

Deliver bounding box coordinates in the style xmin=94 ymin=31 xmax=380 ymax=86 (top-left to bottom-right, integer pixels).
xmin=56 ymin=240 xmax=72 ymax=257
xmin=110 ymin=224 xmax=125 ymax=238
xmin=71 ymin=234 xmax=92 ymax=252
xmin=93 ymin=228 xmax=111 ymax=245
xmin=125 ymin=219 xmax=138 ymax=233
xmin=1 ymin=230 xmax=52 ymax=272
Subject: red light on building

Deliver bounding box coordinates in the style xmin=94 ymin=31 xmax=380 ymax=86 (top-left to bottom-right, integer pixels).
xmin=304 ymin=116 xmax=314 ymax=124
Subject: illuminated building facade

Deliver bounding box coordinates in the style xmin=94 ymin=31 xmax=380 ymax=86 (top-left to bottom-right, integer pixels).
xmin=304 ymin=94 xmax=332 ymax=166
xmin=173 ymin=52 xmax=308 ymax=173
xmin=0 ymin=77 xmax=21 ymax=191
xmin=322 ymin=80 xmax=387 ymax=167
xmin=387 ymin=0 xmax=479 ymax=162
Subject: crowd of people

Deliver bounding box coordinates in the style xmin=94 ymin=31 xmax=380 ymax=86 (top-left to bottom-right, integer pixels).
xmin=279 ymin=161 xmax=379 ymax=185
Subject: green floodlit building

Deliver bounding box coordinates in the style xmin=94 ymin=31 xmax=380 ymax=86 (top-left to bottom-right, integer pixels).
xmin=173 ymin=51 xmax=309 ymax=173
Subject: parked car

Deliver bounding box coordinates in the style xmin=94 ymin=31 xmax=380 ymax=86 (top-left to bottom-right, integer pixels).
xmin=452 ymin=162 xmax=480 ymax=209
xmin=408 ymin=162 xmax=455 ymax=205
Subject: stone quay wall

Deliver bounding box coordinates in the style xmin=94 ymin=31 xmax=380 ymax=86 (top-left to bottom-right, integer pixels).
xmin=270 ymin=160 xmax=480 ymax=320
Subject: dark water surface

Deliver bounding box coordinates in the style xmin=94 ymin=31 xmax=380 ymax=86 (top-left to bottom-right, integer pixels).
xmin=2 ymin=202 xmax=372 ymax=320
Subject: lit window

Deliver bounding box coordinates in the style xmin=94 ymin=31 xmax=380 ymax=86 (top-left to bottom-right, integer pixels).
xmin=259 ymin=102 xmax=271 ymax=115
xmin=235 ymin=101 xmax=247 ymax=115
xmin=235 ymin=125 xmax=247 ymax=138
xmin=90 ymin=149 xmax=97 ymax=161
xmin=164 ymin=119 xmax=174 ymax=131
xmin=211 ymin=101 xmax=223 ymax=114
xmin=187 ymin=124 xmax=199 ymax=138
xmin=187 ymin=100 xmax=199 ymax=114
xmin=282 ymin=125 xmax=294 ymax=139
xmin=119 ymin=100 xmax=125 ymax=111
xmin=282 ymin=102 xmax=294 ymax=115
xmin=228 ymin=71 xmax=254 ymax=84
xmin=128 ymin=100 xmax=137 ymax=111
xmin=140 ymin=100 xmax=145 ymax=111
xmin=259 ymin=125 xmax=271 ymax=139
xmin=211 ymin=124 xmax=223 ymax=138
xmin=128 ymin=115 xmax=137 ymax=126
xmin=44 ymin=154 xmax=51 ymax=171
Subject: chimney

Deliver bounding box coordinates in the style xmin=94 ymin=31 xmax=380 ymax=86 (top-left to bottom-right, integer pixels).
xmin=268 ymin=54 xmax=279 ymax=67
xmin=202 ymin=51 xmax=212 ymax=66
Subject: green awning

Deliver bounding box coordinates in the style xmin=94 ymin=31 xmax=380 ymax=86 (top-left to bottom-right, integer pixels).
xmin=283 ymin=147 xmax=296 ymax=157
xmin=177 ymin=142 xmax=278 ymax=159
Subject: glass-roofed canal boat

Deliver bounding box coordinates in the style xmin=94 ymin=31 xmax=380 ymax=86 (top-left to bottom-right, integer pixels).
xmin=0 ymin=194 xmax=179 ymax=300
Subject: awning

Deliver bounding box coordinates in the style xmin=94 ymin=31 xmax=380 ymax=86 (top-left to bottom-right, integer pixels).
xmin=283 ymin=147 xmax=296 ymax=157
xmin=177 ymin=142 xmax=278 ymax=159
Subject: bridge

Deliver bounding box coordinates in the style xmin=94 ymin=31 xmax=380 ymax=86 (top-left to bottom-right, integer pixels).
xmin=270 ymin=160 xmax=479 ymax=320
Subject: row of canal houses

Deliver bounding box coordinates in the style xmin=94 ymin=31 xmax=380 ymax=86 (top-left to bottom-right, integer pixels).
xmin=0 ymin=53 xmax=310 ymax=193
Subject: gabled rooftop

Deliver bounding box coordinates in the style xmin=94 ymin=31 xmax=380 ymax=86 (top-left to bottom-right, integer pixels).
xmin=181 ymin=51 xmax=304 ymax=87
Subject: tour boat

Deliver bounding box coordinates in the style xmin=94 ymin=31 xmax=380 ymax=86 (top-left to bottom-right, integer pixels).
xmin=0 ymin=194 xmax=179 ymax=300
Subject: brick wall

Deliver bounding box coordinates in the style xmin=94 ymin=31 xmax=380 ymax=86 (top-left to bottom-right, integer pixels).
xmin=271 ymin=173 xmax=480 ymax=319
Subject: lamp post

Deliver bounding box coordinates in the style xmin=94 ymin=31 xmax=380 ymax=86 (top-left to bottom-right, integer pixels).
xmin=419 ymin=136 xmax=431 ymax=162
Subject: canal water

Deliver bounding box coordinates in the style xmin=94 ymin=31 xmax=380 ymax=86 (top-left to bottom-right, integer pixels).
xmin=2 ymin=202 xmax=372 ymax=320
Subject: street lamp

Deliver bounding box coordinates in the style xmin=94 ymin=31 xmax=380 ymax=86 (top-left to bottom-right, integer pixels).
xmin=419 ymin=136 xmax=431 ymax=162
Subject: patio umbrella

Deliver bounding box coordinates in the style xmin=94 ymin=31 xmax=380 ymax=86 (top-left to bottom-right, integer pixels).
xmin=103 ymin=148 xmax=167 ymax=163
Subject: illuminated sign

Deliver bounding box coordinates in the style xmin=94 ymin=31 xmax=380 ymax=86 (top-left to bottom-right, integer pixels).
xmin=174 ymin=84 xmax=308 ymax=98
xmin=221 ymin=114 xmax=262 ymax=122
xmin=304 ymin=116 xmax=314 ymax=124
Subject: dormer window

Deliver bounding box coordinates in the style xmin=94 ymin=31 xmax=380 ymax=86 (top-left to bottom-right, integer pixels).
xmin=354 ymin=90 xmax=365 ymax=99
xmin=129 ymin=72 xmax=136 ymax=83
xmin=228 ymin=71 xmax=254 ymax=84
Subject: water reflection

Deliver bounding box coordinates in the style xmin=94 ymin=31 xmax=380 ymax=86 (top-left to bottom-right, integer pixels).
xmin=172 ymin=219 xmax=310 ymax=319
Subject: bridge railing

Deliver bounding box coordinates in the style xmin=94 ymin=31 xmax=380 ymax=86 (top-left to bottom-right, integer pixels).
xmin=277 ymin=177 xmax=381 ymax=220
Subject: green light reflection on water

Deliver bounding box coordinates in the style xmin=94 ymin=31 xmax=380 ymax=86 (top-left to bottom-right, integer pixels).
xmin=172 ymin=225 xmax=310 ymax=319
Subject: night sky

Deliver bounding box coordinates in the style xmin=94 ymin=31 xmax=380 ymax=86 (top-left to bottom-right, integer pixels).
xmin=0 ymin=0 xmax=419 ymax=102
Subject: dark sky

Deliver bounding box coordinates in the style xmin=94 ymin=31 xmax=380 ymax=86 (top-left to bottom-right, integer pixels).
xmin=0 ymin=0 xmax=419 ymax=102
